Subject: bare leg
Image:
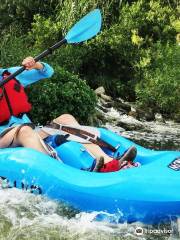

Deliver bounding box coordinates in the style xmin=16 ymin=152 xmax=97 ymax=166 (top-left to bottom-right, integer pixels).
xmin=0 ymin=126 xmax=49 ymax=155
xmin=53 ymin=114 xmax=113 ymax=163
xmin=38 ymin=114 xmax=80 ymax=139
xmin=47 ymin=114 xmax=138 ymax=169
xmin=83 ymin=143 xmax=112 ymax=163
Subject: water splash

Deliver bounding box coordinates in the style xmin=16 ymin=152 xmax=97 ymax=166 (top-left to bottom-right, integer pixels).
xmin=0 ymin=188 xmax=179 ymax=240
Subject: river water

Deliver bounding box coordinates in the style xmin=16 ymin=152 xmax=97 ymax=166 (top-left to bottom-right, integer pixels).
xmin=0 ymin=107 xmax=179 ymax=240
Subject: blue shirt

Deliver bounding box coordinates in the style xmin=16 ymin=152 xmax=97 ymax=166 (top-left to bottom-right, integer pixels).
xmin=0 ymin=62 xmax=54 ymax=133
xmin=0 ymin=62 xmax=54 ymax=86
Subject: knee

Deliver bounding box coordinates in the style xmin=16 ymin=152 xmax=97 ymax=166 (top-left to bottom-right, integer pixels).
xmin=53 ymin=114 xmax=77 ymax=125
xmin=55 ymin=114 xmax=73 ymax=120
xmin=60 ymin=114 xmax=73 ymax=118
xmin=16 ymin=126 xmax=35 ymax=139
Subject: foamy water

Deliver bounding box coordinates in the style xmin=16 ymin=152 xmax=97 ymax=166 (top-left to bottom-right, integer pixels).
xmin=0 ymin=188 xmax=179 ymax=240
xmin=103 ymin=107 xmax=180 ymax=150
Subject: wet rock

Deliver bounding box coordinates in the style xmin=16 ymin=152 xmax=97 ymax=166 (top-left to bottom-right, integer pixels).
xmin=98 ymin=98 xmax=114 ymax=110
xmin=173 ymin=112 xmax=180 ymax=123
xmin=95 ymin=86 xmax=105 ymax=96
xmin=96 ymin=95 xmax=180 ymax=150
xmin=91 ymin=110 xmax=106 ymax=126
xmin=128 ymin=110 xmax=138 ymax=118
xmin=102 ymin=102 xmax=114 ymax=108
xmin=89 ymin=108 xmax=107 ymax=127
xmin=114 ymin=101 xmax=131 ymax=113
xmin=98 ymin=97 xmax=107 ymax=106
xmin=97 ymin=105 xmax=109 ymax=113
xmin=155 ymin=113 xmax=165 ymax=123
xmin=106 ymin=116 xmax=119 ymax=124
xmin=116 ymin=120 xmax=144 ymax=131
xmin=100 ymin=94 xmax=112 ymax=101
xmin=135 ymin=108 xmax=155 ymax=121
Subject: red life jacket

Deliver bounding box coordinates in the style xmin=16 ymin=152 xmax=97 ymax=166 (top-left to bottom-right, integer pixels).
xmin=0 ymin=71 xmax=32 ymax=124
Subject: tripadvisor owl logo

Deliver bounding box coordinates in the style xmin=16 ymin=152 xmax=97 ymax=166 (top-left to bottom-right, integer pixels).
xmin=134 ymin=227 xmax=144 ymax=236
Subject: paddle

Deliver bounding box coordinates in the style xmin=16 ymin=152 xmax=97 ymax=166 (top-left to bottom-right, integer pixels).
xmin=0 ymin=9 xmax=101 ymax=87
xmin=45 ymin=121 xmax=118 ymax=152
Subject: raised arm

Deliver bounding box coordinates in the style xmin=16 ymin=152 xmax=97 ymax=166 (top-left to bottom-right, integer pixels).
xmin=6 ymin=57 xmax=54 ymax=87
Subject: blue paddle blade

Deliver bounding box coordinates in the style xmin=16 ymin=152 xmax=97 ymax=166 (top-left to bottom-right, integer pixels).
xmin=65 ymin=9 xmax=102 ymax=43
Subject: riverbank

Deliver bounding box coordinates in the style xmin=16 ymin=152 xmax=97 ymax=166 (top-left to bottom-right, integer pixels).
xmin=94 ymin=86 xmax=180 ymax=151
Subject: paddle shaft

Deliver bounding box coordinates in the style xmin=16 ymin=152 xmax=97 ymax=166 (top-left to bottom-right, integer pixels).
xmin=0 ymin=38 xmax=67 ymax=87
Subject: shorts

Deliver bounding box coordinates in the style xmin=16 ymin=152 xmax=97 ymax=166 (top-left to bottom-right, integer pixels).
xmin=0 ymin=123 xmax=35 ymax=139
xmin=100 ymin=159 xmax=141 ymax=173
xmin=0 ymin=126 xmax=17 ymax=138
xmin=100 ymin=159 xmax=119 ymax=172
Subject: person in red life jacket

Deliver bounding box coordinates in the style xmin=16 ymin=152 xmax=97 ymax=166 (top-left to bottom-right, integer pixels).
xmin=0 ymin=58 xmax=139 ymax=168
xmin=40 ymin=114 xmax=140 ymax=172
xmin=0 ymin=57 xmax=54 ymax=157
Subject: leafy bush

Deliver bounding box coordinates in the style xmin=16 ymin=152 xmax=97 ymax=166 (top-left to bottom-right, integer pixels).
xmin=78 ymin=0 xmax=179 ymax=99
xmin=135 ymin=43 xmax=180 ymax=116
xmin=80 ymin=24 xmax=137 ymax=100
xmin=28 ymin=66 xmax=97 ymax=124
xmin=0 ymin=0 xmax=60 ymax=32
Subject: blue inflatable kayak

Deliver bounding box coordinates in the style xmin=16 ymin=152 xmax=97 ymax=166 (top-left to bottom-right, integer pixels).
xmin=0 ymin=128 xmax=179 ymax=223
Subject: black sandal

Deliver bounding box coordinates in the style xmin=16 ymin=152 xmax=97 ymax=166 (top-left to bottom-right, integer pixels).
xmin=93 ymin=156 xmax=104 ymax=172
xmin=118 ymin=146 xmax=137 ymax=163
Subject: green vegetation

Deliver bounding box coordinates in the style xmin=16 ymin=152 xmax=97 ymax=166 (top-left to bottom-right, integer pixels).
xmin=136 ymin=43 xmax=180 ymax=116
xmin=28 ymin=66 xmax=97 ymax=124
xmin=0 ymin=0 xmax=179 ymax=123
